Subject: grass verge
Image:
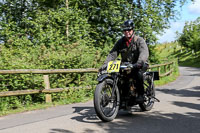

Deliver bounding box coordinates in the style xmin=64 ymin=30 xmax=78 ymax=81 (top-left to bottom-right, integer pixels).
xmin=0 ymin=88 xmax=94 ymax=117
xmin=155 ymin=69 xmax=180 ymax=86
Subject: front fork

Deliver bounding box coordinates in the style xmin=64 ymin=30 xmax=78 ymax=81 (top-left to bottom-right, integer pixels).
xmin=110 ymin=74 xmax=119 ymax=103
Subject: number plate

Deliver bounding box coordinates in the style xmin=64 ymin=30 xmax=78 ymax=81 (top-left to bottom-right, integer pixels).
xmin=107 ymin=60 xmax=121 ymax=73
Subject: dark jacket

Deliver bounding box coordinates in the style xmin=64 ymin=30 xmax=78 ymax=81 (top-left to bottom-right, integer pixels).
xmin=103 ymin=35 xmax=149 ymax=67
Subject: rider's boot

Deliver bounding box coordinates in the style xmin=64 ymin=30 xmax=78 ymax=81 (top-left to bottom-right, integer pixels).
xmin=136 ymin=95 xmax=144 ymax=103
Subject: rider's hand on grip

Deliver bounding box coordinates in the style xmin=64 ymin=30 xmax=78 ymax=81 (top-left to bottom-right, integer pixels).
xmin=127 ymin=63 xmax=142 ymax=70
xmin=127 ymin=63 xmax=137 ymax=69
xmin=99 ymin=64 xmax=107 ymax=72
xmin=127 ymin=63 xmax=133 ymax=68
xmin=98 ymin=64 xmax=107 ymax=76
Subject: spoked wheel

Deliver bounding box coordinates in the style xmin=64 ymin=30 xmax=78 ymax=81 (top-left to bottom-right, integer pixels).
xmin=94 ymin=79 xmax=120 ymax=122
xmin=139 ymin=74 xmax=155 ymax=111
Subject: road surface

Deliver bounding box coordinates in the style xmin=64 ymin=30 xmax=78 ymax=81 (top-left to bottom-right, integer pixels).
xmin=0 ymin=66 xmax=199 ymax=133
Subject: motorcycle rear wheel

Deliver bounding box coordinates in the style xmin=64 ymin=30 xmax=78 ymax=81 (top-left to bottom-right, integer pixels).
xmin=94 ymin=79 xmax=120 ymax=122
xmin=139 ymin=74 xmax=155 ymax=111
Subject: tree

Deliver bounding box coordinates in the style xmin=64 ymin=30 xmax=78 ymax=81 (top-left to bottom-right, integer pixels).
xmin=178 ymin=17 xmax=200 ymax=53
xmin=0 ymin=0 xmax=194 ymax=46
xmin=68 ymin=0 xmax=194 ymax=46
xmin=0 ymin=0 xmax=92 ymax=47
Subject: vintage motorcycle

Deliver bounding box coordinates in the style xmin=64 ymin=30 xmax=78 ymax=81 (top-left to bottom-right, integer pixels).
xmin=94 ymin=60 xmax=159 ymax=122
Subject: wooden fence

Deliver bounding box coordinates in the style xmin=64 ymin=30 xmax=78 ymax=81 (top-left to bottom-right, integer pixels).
xmin=0 ymin=61 xmax=176 ymax=102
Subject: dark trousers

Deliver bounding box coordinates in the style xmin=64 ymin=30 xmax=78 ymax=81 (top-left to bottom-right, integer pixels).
xmin=132 ymin=69 xmax=144 ymax=95
xmin=131 ymin=63 xmax=148 ymax=95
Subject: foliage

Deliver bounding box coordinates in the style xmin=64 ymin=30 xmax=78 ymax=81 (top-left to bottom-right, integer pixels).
xmin=153 ymin=42 xmax=180 ymax=86
xmin=173 ymin=46 xmax=200 ymax=68
xmin=178 ymin=17 xmax=200 ymax=53
xmin=1 ymin=0 xmax=193 ymax=46
xmin=68 ymin=0 xmax=190 ymax=46
xmin=148 ymin=44 xmax=161 ymax=64
xmin=155 ymin=42 xmax=178 ymax=60
xmin=1 ymin=8 xmax=91 ymax=47
xmin=0 ymin=41 xmax=101 ymax=110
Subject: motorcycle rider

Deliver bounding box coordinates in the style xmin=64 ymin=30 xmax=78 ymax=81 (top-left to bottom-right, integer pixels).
xmin=99 ymin=20 xmax=149 ymax=103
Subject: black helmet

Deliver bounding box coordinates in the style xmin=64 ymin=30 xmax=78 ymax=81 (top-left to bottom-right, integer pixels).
xmin=122 ymin=20 xmax=135 ymax=31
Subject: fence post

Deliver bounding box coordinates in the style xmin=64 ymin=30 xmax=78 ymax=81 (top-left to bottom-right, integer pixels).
xmin=173 ymin=60 xmax=176 ymax=68
xmin=169 ymin=64 xmax=172 ymax=76
xmin=43 ymin=75 xmax=52 ymax=103
xmin=158 ymin=66 xmax=161 ymax=75
xmin=164 ymin=65 xmax=167 ymax=73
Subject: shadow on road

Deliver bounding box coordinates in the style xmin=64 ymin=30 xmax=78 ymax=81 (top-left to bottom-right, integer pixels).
xmin=70 ymin=106 xmax=100 ymax=123
xmin=70 ymin=105 xmax=143 ymax=124
xmin=156 ymin=86 xmax=200 ymax=98
xmin=50 ymin=128 xmax=73 ymax=133
xmin=173 ymin=101 xmax=200 ymax=111
xmin=51 ymin=106 xmax=200 ymax=133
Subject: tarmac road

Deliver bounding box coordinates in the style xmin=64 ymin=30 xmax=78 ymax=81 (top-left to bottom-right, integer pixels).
xmin=0 ymin=66 xmax=199 ymax=133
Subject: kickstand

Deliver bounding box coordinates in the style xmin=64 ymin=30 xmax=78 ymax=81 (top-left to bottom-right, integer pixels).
xmin=153 ymin=97 xmax=160 ymax=102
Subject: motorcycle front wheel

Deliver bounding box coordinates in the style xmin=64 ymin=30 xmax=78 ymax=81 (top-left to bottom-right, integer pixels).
xmin=94 ymin=79 xmax=120 ymax=122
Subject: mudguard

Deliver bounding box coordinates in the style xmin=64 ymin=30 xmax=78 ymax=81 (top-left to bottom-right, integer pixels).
xmin=97 ymin=74 xmax=111 ymax=82
xmin=149 ymin=71 xmax=160 ymax=80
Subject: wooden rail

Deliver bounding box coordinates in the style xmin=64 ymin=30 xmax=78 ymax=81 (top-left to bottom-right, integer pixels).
xmin=149 ymin=61 xmax=175 ymax=77
xmin=0 ymin=68 xmax=98 ymax=74
xmin=0 ymin=61 xmax=176 ymax=102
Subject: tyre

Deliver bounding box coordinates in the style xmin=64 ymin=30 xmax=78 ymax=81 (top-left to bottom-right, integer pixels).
xmin=94 ymin=79 xmax=120 ymax=122
xmin=139 ymin=74 xmax=155 ymax=111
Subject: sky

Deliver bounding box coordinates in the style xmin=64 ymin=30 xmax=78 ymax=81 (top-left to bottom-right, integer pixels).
xmin=157 ymin=0 xmax=200 ymax=43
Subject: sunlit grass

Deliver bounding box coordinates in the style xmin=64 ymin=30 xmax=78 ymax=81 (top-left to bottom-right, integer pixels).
xmin=155 ymin=68 xmax=180 ymax=86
